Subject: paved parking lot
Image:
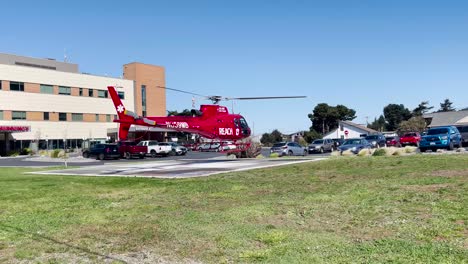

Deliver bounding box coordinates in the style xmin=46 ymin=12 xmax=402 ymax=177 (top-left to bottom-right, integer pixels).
xmin=31 ymin=157 xmax=326 ymax=178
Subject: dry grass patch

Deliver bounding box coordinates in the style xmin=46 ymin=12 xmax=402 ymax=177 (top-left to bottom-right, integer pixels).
xmin=400 ymin=183 xmax=452 ymax=192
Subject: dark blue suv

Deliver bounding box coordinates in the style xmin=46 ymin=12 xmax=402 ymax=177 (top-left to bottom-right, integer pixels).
xmin=419 ymin=126 xmax=462 ymax=152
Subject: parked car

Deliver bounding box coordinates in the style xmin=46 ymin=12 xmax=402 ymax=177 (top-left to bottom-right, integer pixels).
xmin=331 ymin=138 xmax=345 ymax=149
xmin=137 ymin=140 xmax=172 ymax=157
xmin=183 ymin=143 xmax=197 ymax=151
xmin=82 ymin=143 xmax=120 ymax=160
xmin=385 ymin=136 xmax=401 ymax=147
xmin=365 ymin=134 xmax=387 ymax=148
xmin=220 ymin=141 xmax=237 ymax=151
xmin=419 ymin=126 xmax=462 ymax=152
xmin=117 ymin=141 xmax=147 ymax=159
xmin=154 ymin=142 xmax=174 ymax=156
xmin=400 ymin=132 xmax=421 ymax=146
xmin=455 ymin=126 xmax=468 ymax=147
xmin=270 ymin=142 xmax=307 ymax=156
xmin=168 ymin=142 xmax=188 ymax=156
xmin=338 ymin=138 xmax=372 ymax=154
xmin=308 ymin=139 xmax=334 ymax=154
xmin=198 ymin=143 xmax=221 ymax=152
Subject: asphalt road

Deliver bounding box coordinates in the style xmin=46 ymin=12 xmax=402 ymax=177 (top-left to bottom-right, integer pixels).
xmin=0 ymin=148 xmax=331 ymax=167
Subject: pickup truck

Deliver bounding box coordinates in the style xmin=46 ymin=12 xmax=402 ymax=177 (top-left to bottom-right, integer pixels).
xmin=400 ymin=132 xmax=421 ymax=146
xmin=137 ymin=140 xmax=172 ymax=157
xmin=82 ymin=143 xmax=120 ymax=160
xmin=117 ymin=141 xmax=147 ymax=159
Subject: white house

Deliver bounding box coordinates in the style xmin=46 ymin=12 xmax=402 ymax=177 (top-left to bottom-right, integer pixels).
xmin=323 ymin=121 xmax=377 ymax=140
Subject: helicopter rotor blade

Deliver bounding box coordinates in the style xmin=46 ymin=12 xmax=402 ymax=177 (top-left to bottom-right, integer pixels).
xmin=224 ymin=96 xmax=307 ymax=101
xmin=156 ymin=86 xmax=205 ymax=97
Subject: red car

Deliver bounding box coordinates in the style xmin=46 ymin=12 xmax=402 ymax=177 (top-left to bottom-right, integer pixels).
xmin=400 ymin=132 xmax=421 ymax=146
xmin=385 ymin=136 xmax=401 ymax=147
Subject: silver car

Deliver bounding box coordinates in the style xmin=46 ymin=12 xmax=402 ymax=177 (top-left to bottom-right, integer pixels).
xmin=308 ymin=139 xmax=334 ymax=154
xmin=270 ymin=142 xmax=307 ymax=156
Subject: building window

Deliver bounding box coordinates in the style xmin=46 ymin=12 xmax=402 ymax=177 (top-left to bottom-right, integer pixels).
xmin=10 ymin=82 xmax=25 ymax=91
xmin=98 ymin=90 xmax=108 ymax=98
xmin=79 ymin=88 xmax=83 ymax=96
xmin=106 ymin=115 xmax=111 ymax=122
xmin=72 ymin=113 xmax=83 ymax=121
xmin=95 ymin=114 xmax=99 ymax=121
xmin=40 ymin=84 xmax=54 ymax=94
xmin=44 ymin=112 xmax=49 ymax=120
xmin=141 ymin=85 xmax=146 ymax=117
xmin=118 ymin=91 xmax=125 ymax=99
xmin=0 ymin=81 xmax=2 ymax=90
xmin=58 ymin=86 xmax=71 ymax=95
xmin=89 ymin=89 xmax=94 ymax=97
xmin=340 ymin=124 xmax=344 ymax=131
xmin=12 ymin=111 xmax=26 ymax=120
xmin=59 ymin=112 xmax=67 ymax=121
xmin=0 ymin=110 xmax=3 ymax=120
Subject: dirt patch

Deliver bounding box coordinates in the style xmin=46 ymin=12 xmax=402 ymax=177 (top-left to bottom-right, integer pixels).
xmin=400 ymin=184 xmax=451 ymax=192
xmin=11 ymin=250 xmax=201 ymax=264
xmin=428 ymin=170 xmax=468 ymax=178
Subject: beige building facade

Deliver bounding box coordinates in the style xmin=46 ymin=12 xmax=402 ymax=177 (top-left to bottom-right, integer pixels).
xmin=0 ymin=54 xmax=165 ymax=154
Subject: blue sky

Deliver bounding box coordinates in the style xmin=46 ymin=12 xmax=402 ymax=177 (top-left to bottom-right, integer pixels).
xmin=2 ymin=0 xmax=467 ymax=135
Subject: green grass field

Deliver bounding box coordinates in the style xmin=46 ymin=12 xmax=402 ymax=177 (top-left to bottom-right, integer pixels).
xmin=0 ymin=155 xmax=467 ymax=263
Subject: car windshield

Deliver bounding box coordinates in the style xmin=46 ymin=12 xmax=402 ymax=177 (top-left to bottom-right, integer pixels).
xmin=272 ymin=143 xmax=286 ymax=148
xmin=403 ymin=133 xmax=417 ymax=137
xmin=386 ymin=137 xmax=395 ymax=140
xmin=343 ymin=139 xmax=361 ymax=145
xmin=427 ymin=128 xmax=449 ymax=135
xmin=365 ymin=135 xmax=378 ymax=140
xmin=312 ymin=140 xmax=324 ymax=144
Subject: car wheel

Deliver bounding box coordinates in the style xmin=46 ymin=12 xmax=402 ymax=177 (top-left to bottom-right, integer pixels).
xmin=83 ymin=152 xmax=89 ymax=158
xmin=139 ymin=155 xmax=144 ymax=159
xmin=303 ymin=150 xmax=307 ymax=156
xmin=98 ymin=153 xmax=105 ymax=160
xmin=170 ymin=150 xmax=176 ymax=156
xmin=125 ymin=152 xmax=131 ymax=159
xmin=320 ymin=148 xmax=324 ymax=153
xmin=448 ymin=142 xmax=454 ymax=151
xmin=288 ymin=150 xmax=293 ymax=156
xmin=150 ymin=150 xmax=157 ymax=158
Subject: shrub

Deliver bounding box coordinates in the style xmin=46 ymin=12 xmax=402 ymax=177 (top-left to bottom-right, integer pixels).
xmin=7 ymin=151 xmax=19 ymax=157
xmin=341 ymin=150 xmax=354 ymax=156
xmin=372 ymin=149 xmax=386 ymax=156
xmin=255 ymin=154 xmax=265 ymax=159
xmin=404 ymin=146 xmax=417 ymax=153
xmin=20 ymin=148 xmax=32 ymax=155
xmin=51 ymin=149 xmax=61 ymax=158
xmin=269 ymin=153 xmax=280 ymax=158
xmin=357 ymin=149 xmax=370 ymax=156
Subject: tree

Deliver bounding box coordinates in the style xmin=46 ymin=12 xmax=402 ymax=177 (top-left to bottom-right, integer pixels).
xmin=438 ymin=99 xmax=455 ymax=112
xmin=260 ymin=129 xmax=283 ymax=146
xmin=308 ymin=103 xmax=356 ymax=134
xmin=383 ymin=104 xmax=412 ymax=131
xmin=367 ymin=115 xmax=386 ymax=132
xmin=398 ymin=116 xmax=427 ymax=133
xmin=303 ymin=129 xmax=322 ymax=143
xmin=412 ymin=101 xmax=434 ymax=116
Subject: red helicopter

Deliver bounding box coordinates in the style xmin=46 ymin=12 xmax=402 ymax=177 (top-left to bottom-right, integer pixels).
xmin=108 ymin=85 xmax=305 ymax=145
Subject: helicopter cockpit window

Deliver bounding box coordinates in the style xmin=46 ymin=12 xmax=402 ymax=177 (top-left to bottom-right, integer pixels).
xmin=239 ymin=117 xmax=249 ymax=129
xmin=234 ymin=118 xmax=240 ymax=127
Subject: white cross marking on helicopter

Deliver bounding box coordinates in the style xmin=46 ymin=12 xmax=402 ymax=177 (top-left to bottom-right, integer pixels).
xmin=219 ymin=128 xmax=233 ymax=135
xmin=117 ymin=105 xmax=124 ymax=113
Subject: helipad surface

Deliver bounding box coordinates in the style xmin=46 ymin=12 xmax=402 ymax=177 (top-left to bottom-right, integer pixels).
xmin=31 ymin=158 xmax=326 ymax=178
